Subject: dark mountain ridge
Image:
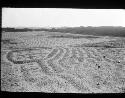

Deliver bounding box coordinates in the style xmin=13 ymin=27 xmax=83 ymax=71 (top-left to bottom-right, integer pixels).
xmin=2 ymin=26 xmax=125 ymax=37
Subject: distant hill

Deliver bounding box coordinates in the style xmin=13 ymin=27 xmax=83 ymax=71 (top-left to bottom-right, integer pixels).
xmin=2 ymin=26 xmax=125 ymax=37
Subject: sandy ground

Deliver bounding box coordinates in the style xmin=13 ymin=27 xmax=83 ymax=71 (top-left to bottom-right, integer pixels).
xmin=1 ymin=31 xmax=125 ymax=93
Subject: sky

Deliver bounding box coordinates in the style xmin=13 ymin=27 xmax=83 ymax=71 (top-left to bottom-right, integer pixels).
xmin=2 ymin=8 xmax=125 ymax=27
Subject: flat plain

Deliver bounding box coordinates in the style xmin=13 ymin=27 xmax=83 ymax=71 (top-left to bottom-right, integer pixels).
xmin=1 ymin=30 xmax=125 ymax=93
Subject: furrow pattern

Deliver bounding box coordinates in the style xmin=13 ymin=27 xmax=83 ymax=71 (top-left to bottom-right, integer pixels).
xmin=44 ymin=48 xmax=58 ymax=60
xmin=75 ymin=47 xmax=87 ymax=63
xmin=6 ymin=50 xmax=35 ymax=64
xmin=36 ymin=60 xmax=54 ymax=76
xmin=46 ymin=47 xmax=65 ymax=73
xmin=58 ymin=47 xmax=72 ymax=70
xmin=57 ymin=74 xmax=91 ymax=93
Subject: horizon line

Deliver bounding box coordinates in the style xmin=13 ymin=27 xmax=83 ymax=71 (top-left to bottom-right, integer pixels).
xmin=2 ymin=26 xmax=125 ymax=28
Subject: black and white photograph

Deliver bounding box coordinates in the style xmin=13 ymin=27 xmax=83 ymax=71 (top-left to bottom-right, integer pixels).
xmin=1 ymin=8 xmax=125 ymax=93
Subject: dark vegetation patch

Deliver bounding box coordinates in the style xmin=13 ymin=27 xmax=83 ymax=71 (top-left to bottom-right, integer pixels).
xmin=2 ymin=28 xmax=34 ymax=32
xmin=47 ymin=35 xmax=100 ymax=39
xmin=80 ymin=38 xmax=125 ymax=48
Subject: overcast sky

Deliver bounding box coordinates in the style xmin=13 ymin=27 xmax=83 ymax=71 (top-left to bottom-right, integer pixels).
xmin=2 ymin=8 xmax=125 ymax=27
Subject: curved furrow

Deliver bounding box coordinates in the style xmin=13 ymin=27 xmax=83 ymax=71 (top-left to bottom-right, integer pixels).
xmin=36 ymin=60 xmax=54 ymax=76
xmin=70 ymin=47 xmax=79 ymax=59
xmin=44 ymin=48 xmax=58 ymax=60
xmin=82 ymin=47 xmax=95 ymax=59
xmin=52 ymin=46 xmax=65 ymax=61
xmin=46 ymin=46 xmax=65 ymax=73
xmin=1 ymin=50 xmax=9 ymax=62
xmin=6 ymin=49 xmax=55 ymax=77
xmin=6 ymin=51 xmax=26 ymax=64
xmin=57 ymin=74 xmax=91 ymax=93
xmin=6 ymin=50 xmax=35 ymax=64
xmin=75 ymin=47 xmax=87 ymax=63
xmin=58 ymin=47 xmax=72 ymax=70
xmin=87 ymin=48 xmax=103 ymax=62
xmin=67 ymin=47 xmax=81 ymax=66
